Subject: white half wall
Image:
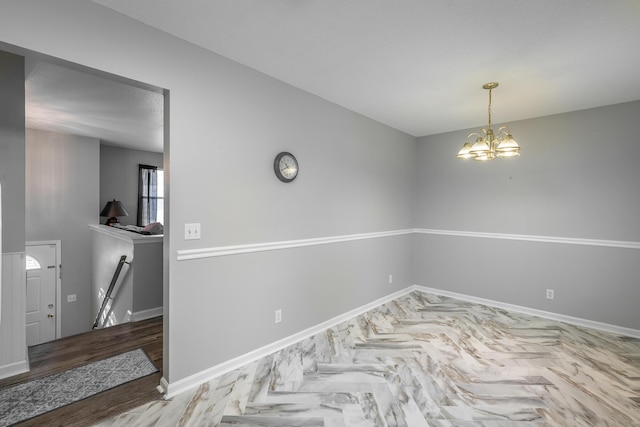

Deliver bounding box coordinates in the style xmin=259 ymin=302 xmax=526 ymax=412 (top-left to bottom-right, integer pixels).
xmin=0 ymin=253 xmax=28 ymax=379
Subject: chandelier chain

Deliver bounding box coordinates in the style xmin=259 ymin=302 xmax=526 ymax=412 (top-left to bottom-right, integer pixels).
xmin=487 ymin=87 xmax=492 ymax=128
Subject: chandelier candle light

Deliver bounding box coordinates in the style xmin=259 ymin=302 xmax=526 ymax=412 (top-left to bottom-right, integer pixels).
xmin=457 ymin=82 xmax=521 ymax=161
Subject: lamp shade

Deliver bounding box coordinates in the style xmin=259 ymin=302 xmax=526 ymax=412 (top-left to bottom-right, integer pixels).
xmin=496 ymin=134 xmax=520 ymax=153
xmin=469 ymin=138 xmax=490 ymax=155
xmin=456 ymin=142 xmax=474 ymax=159
xmin=100 ymin=199 xmax=129 ymax=225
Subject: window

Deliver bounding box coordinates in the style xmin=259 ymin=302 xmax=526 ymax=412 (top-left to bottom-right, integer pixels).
xmin=138 ymin=165 xmax=164 ymax=226
xmin=26 ymin=255 xmax=42 ymax=271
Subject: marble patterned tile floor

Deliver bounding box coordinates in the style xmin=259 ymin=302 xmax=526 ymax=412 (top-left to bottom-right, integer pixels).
xmin=96 ymin=291 xmax=640 ymax=426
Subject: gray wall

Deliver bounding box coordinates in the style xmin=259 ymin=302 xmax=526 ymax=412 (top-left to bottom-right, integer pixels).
xmin=167 ymin=62 xmax=417 ymax=379
xmin=100 ymin=145 xmax=163 ymax=227
xmin=414 ymin=101 xmax=640 ymax=330
xmin=25 ymin=129 xmax=100 ymax=337
xmin=0 ymin=1 xmax=416 ymax=385
xmin=0 ymin=49 xmax=26 ymax=375
xmin=0 ymin=50 xmax=25 ymax=253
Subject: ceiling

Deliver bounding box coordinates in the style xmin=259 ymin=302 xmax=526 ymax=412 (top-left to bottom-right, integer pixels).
xmin=93 ymin=0 xmax=640 ymax=137
xmin=26 ymin=1 xmax=640 ymax=150
xmin=25 ymin=58 xmax=164 ymax=152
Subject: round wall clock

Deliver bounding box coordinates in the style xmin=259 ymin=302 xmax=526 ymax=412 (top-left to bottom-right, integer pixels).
xmin=274 ymin=151 xmax=299 ymax=182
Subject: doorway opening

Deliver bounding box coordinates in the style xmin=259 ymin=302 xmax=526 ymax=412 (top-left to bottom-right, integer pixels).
xmin=0 ymin=41 xmax=169 ymax=369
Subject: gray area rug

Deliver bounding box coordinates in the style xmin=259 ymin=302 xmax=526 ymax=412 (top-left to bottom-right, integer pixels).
xmin=0 ymin=348 xmax=158 ymax=426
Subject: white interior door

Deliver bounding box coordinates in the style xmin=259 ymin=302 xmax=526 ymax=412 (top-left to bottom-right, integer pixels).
xmin=25 ymin=243 xmax=58 ymax=346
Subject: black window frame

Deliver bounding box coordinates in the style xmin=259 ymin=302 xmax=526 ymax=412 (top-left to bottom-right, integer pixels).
xmin=137 ymin=164 xmax=162 ymax=226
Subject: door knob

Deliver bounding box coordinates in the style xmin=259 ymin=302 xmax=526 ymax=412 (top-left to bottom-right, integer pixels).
xmin=47 ymin=314 xmax=54 ymax=318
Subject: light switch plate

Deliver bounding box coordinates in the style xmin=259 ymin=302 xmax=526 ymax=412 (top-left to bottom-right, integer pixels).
xmin=184 ymin=223 xmax=201 ymax=240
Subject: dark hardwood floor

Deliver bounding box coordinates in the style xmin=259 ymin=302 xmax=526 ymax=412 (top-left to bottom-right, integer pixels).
xmin=0 ymin=316 xmax=163 ymax=427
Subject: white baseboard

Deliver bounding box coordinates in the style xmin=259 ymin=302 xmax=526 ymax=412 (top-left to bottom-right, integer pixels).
xmin=131 ymin=306 xmax=163 ymax=322
xmin=160 ymin=284 xmax=640 ymax=399
xmin=160 ymin=287 xmax=414 ymax=399
xmin=0 ymin=359 xmax=29 ymax=380
xmin=414 ymin=285 xmax=640 ymax=339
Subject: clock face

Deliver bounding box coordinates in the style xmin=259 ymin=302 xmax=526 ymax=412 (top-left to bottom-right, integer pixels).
xmin=274 ymin=152 xmax=298 ymax=182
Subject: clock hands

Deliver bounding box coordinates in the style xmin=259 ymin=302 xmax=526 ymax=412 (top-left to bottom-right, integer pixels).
xmin=280 ymin=158 xmax=296 ymax=174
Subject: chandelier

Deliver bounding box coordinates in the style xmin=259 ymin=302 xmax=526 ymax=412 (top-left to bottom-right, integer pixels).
xmin=457 ymin=82 xmax=520 ymax=161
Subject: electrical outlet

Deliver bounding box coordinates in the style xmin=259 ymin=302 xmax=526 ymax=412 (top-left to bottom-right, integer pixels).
xmin=67 ymin=294 xmax=77 ymax=303
xmin=275 ymin=309 xmax=282 ymax=324
xmin=388 ymin=274 xmax=393 ymax=284
xmin=184 ymin=223 xmax=201 ymax=240
xmin=546 ymin=289 xmax=555 ymax=300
